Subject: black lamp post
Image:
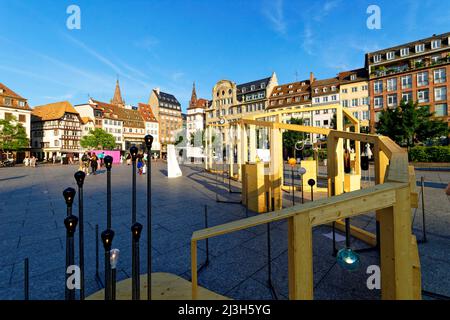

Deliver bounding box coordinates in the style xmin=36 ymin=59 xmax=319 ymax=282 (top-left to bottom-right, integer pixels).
xmin=110 ymin=249 xmax=120 ymax=300
xmin=64 ymin=214 xmax=78 ymax=301
xmin=104 ymin=156 xmax=113 ymax=229
xmin=130 ymin=146 xmax=138 ymax=224
xmin=63 ymin=187 xmax=76 ymax=217
xmin=144 ymin=134 xmax=153 ymax=300
xmin=131 ymin=222 xmax=143 ymax=300
xmin=308 ymin=178 xmax=315 ymax=202
xmin=298 ymin=167 xmax=306 ymax=204
xmin=101 ymin=229 xmax=115 ymax=300
xmin=74 ymin=171 xmax=86 ymax=300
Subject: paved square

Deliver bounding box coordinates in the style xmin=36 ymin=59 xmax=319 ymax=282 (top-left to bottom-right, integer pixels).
xmin=0 ymin=162 xmax=449 ymax=300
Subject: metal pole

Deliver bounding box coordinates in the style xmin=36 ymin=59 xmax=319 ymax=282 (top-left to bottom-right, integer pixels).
xmin=64 ymin=215 xmax=78 ymax=301
xmin=204 ymin=205 xmax=209 ymax=266
xmin=301 ymin=174 xmax=304 ymax=204
xmin=145 ymin=135 xmax=153 ymax=301
xmin=345 ymin=218 xmax=351 ymax=248
xmin=131 ymin=223 xmax=143 ymax=300
xmin=311 ymin=185 xmax=314 ymax=202
xmin=74 ymin=171 xmax=86 ymax=300
xmin=332 ymin=222 xmax=337 ymax=256
xmin=24 ymin=258 xmax=29 ymax=300
xmin=95 ymin=224 xmax=99 ymax=280
xmin=101 ymin=229 xmax=114 ymax=300
xmin=107 ymin=168 xmax=112 ymax=229
xmin=421 ymin=176 xmax=427 ymax=243
xmin=111 ymin=268 xmax=116 ymax=300
xmin=291 ymin=167 xmax=295 ymax=206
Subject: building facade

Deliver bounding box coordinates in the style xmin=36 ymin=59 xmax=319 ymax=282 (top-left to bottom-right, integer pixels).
xmin=138 ymin=103 xmax=160 ymax=155
xmin=206 ymin=73 xmax=278 ymax=125
xmin=366 ymin=32 xmax=450 ymax=131
xmin=148 ymin=88 xmax=182 ymax=154
xmin=31 ymin=101 xmax=82 ymax=160
xmin=338 ymin=68 xmax=370 ymax=130
xmin=186 ymin=83 xmax=208 ymax=143
xmin=0 ymin=83 xmax=32 ymax=145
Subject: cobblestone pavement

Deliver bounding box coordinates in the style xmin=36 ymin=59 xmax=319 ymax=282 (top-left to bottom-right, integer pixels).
xmin=0 ymin=162 xmax=449 ymax=300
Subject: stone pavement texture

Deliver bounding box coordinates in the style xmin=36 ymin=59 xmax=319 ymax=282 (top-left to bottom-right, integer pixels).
xmin=0 ymin=162 xmax=449 ymax=300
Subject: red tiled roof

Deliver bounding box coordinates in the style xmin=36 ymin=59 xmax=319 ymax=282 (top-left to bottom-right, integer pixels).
xmin=0 ymin=82 xmax=30 ymax=110
xmin=138 ymin=103 xmax=158 ymax=122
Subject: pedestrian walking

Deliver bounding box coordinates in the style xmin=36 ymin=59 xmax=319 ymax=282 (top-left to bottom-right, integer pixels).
xmin=137 ymin=156 xmax=144 ymax=175
xmin=90 ymin=152 xmax=98 ymax=175
xmin=52 ymin=154 xmax=56 ymax=164
xmin=98 ymin=151 xmax=105 ymax=168
xmin=82 ymin=152 xmax=90 ymax=175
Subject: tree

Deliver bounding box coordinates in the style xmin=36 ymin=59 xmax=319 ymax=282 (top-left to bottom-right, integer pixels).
xmin=282 ymin=117 xmax=307 ymax=158
xmin=376 ymin=100 xmax=448 ymax=149
xmin=330 ymin=112 xmax=352 ymax=130
xmin=190 ymin=129 xmax=205 ymax=147
xmin=80 ymin=128 xmax=116 ymax=150
xmin=0 ymin=116 xmax=29 ymax=158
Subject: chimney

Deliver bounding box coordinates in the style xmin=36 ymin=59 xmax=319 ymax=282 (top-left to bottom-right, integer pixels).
xmin=310 ymin=72 xmax=315 ymax=84
xmin=154 ymin=87 xmax=160 ymax=95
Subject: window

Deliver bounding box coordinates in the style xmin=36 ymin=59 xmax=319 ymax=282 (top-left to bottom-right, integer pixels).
xmin=417 ymin=72 xmax=429 ymax=86
xmin=434 ymin=104 xmax=448 ymax=116
xmin=373 ymin=55 xmax=382 ymax=63
xmin=362 ymin=97 xmax=369 ymax=105
xmin=4 ymin=112 xmax=13 ymax=120
xmin=331 ymin=86 xmax=337 ymax=91
xmin=261 ymin=83 xmax=266 ymax=89
xmin=342 ymin=100 xmax=349 ymax=107
xmin=19 ymin=101 xmax=26 ymax=107
xmin=4 ymin=98 xmax=12 ymax=106
xmin=418 ymin=89 xmax=429 ymax=103
xmin=353 ymin=112 xmax=359 ymax=119
xmin=401 ymin=75 xmax=412 ymax=89
xmin=362 ymin=85 xmax=368 ymax=91
xmin=387 ymin=94 xmax=397 ymax=107
xmin=314 ymin=88 xmax=319 ymax=94
xmin=250 ymin=85 xmax=255 ymax=91
xmin=323 ymin=87 xmax=328 ymax=92
xmin=54 ymin=129 xmax=59 ymax=135
xmin=400 ymin=48 xmax=409 ymax=57
xmin=342 ymin=88 xmax=348 ymax=93
xmin=387 ymin=78 xmax=397 ymax=91
xmin=314 ymin=98 xmax=320 ymax=103
xmin=387 ymin=51 xmax=395 ymax=60
xmin=415 ymin=44 xmax=425 ymax=53
xmin=18 ymin=114 xmax=26 ymax=122
xmin=352 ymin=98 xmax=359 ymax=107
xmin=434 ymin=68 xmax=446 ymax=83
xmin=323 ymin=96 xmax=328 ymax=102
xmin=402 ymin=92 xmax=413 ymax=102
xmin=350 ymin=74 xmax=357 ymax=81
xmin=352 ymin=87 xmax=358 ymax=92
xmin=431 ymin=39 xmax=441 ymax=49
xmin=331 ymin=95 xmax=337 ymax=101
xmin=315 ymin=121 xmax=320 ymax=126
xmin=323 ymin=109 xmax=329 ymax=114
xmin=362 ymin=111 xmax=370 ymax=120
xmin=315 ymin=110 xmax=320 ymax=114
xmin=374 ymin=80 xmax=383 ymax=94
xmin=434 ymin=87 xmax=447 ymax=101
xmin=54 ymin=140 xmax=59 ymax=147
xmin=374 ymin=97 xmax=383 ymax=108
xmin=323 ymin=120 xmax=329 ymax=125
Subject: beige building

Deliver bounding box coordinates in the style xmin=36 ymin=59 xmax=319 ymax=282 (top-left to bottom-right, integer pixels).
xmin=31 ymin=101 xmax=82 ymax=160
xmin=339 ymin=68 xmax=370 ymax=130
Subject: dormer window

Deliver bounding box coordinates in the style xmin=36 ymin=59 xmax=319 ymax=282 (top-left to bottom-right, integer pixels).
xmin=301 ymin=82 xmax=305 ymax=86
xmin=386 ymin=51 xmax=395 ymax=60
xmin=277 ymin=87 xmax=281 ymax=91
xmin=0 ymin=89 xmax=3 ymax=93
xmin=288 ymin=85 xmax=293 ymax=89
xmin=350 ymin=74 xmax=357 ymax=81
xmin=400 ymin=48 xmax=410 ymax=57
xmin=331 ymin=86 xmax=337 ymax=91
xmin=314 ymin=88 xmax=319 ymax=93
xmin=431 ymin=39 xmax=441 ymax=49
xmin=242 ymin=88 xmax=246 ymax=93
xmin=415 ymin=44 xmax=425 ymax=53
xmin=250 ymin=85 xmax=256 ymax=90
xmin=323 ymin=87 xmax=327 ymax=93
xmin=260 ymin=83 xmax=266 ymax=89
xmin=373 ymin=54 xmax=382 ymax=63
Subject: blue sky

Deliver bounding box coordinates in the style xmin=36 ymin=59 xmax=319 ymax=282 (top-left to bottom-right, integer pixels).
xmin=0 ymin=0 xmax=449 ymax=111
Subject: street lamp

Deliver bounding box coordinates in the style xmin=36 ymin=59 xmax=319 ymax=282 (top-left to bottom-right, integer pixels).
xmin=74 ymin=171 xmax=86 ymax=300
xmin=288 ymin=158 xmax=296 ymax=206
xmin=298 ymin=167 xmax=306 ymax=204
xmin=308 ymin=178 xmax=315 ymax=202
xmin=131 ymin=222 xmax=143 ymax=300
xmin=144 ymin=134 xmax=153 ymax=300
xmin=101 ymin=229 xmax=115 ymax=300
xmin=64 ymin=214 xmax=78 ymax=300
xmin=63 ymin=187 xmax=76 ymax=217
xmin=110 ymin=249 xmax=120 ymax=300
xmin=104 ymin=156 xmax=113 ymax=229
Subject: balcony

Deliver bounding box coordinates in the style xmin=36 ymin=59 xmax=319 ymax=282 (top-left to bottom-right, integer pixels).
xmin=370 ymin=55 xmax=450 ymax=78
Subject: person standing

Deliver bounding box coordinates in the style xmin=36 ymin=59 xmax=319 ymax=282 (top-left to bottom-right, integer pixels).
xmin=52 ymin=154 xmax=56 ymax=164
xmin=90 ymin=152 xmax=98 ymax=175
xmin=82 ymin=151 xmax=90 ymax=175
xmin=98 ymin=151 xmax=105 ymax=168
xmin=137 ymin=155 xmax=144 ymax=175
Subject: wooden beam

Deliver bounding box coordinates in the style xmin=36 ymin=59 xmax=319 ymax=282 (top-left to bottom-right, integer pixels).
xmin=191 ymin=240 xmax=198 ymax=300
xmin=288 ymin=213 xmax=313 ymax=300
xmin=191 ymin=182 xmax=405 ymax=242
xmin=274 ymin=122 xmax=331 ymax=135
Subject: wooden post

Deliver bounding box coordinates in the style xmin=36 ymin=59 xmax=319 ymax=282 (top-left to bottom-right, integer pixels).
xmin=249 ymin=124 xmax=256 ymax=162
xmin=191 ymin=240 xmax=198 ymax=300
xmin=237 ymin=123 xmax=242 ymax=181
xmin=270 ymin=118 xmax=282 ymax=210
xmin=288 ymin=213 xmax=313 ymax=300
xmin=229 ymin=125 xmax=234 ymax=178
xmin=204 ymin=126 xmax=209 ymax=170
xmin=379 ymin=186 xmax=414 ymax=300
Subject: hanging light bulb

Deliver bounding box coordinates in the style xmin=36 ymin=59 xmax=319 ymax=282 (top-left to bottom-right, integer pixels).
xmin=110 ymin=249 xmax=120 ymax=269
xmin=336 ymin=247 xmax=360 ymax=271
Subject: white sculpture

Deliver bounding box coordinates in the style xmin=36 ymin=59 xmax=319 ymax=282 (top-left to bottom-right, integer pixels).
xmin=167 ymin=144 xmax=182 ymax=178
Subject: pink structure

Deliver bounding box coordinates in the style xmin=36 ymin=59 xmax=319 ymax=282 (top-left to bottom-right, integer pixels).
xmin=91 ymin=150 xmax=121 ymax=164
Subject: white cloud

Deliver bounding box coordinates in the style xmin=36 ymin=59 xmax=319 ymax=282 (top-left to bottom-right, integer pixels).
xmin=262 ymin=0 xmax=287 ymax=35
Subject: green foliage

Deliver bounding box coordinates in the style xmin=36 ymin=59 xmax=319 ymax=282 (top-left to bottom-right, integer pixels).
xmin=330 ymin=113 xmax=352 ymax=130
xmin=0 ymin=116 xmax=29 ymax=152
xmin=376 ymin=100 xmax=449 ymax=148
xmin=283 ymin=118 xmax=306 ymax=155
xmin=409 ymin=146 xmax=450 ymax=162
xmin=80 ymin=128 xmax=116 ymax=150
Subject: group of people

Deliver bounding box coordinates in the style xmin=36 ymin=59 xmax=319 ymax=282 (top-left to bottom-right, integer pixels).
xmin=23 ymin=156 xmax=37 ymax=167
xmin=122 ymin=152 xmax=148 ymax=175
xmin=80 ymin=151 xmax=105 ymax=176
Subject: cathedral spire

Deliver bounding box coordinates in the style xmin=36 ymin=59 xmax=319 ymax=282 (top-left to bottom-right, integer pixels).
xmin=189 ymin=82 xmax=197 ymax=108
xmin=111 ymin=78 xmax=125 ymax=106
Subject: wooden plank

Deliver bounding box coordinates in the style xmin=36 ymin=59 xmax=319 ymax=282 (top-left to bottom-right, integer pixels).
xmin=334 ymin=220 xmax=377 ymax=247
xmin=191 ymin=182 xmax=405 ymax=241
xmin=191 ymin=240 xmax=198 ymax=300
xmin=288 ymin=213 xmax=313 ymax=300
xmin=245 ymin=103 xmax=342 ymax=121
xmin=410 ymin=235 xmax=422 ymax=300
xmin=328 ymin=130 xmax=379 ymax=145
xmin=274 ymin=122 xmax=331 ymax=135
xmin=379 ymin=205 xmax=395 ymax=300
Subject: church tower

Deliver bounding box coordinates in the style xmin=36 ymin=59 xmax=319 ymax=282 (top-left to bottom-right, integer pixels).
xmin=189 ymin=82 xmax=197 ymax=109
xmin=111 ymin=79 xmax=125 ymax=107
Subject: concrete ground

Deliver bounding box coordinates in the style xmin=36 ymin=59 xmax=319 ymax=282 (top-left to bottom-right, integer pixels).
xmin=0 ymin=161 xmax=449 ymax=300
